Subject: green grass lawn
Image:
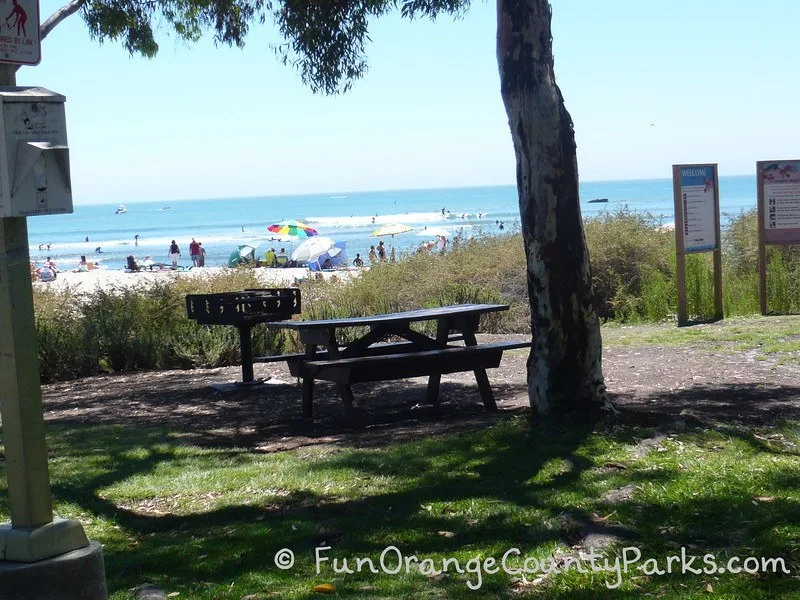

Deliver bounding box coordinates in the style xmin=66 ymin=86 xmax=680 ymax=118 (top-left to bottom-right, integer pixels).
xmin=4 ymin=317 xmax=800 ymax=598
xmin=2 ymin=413 xmax=798 ymax=598
xmin=603 ymin=315 xmax=800 ymax=361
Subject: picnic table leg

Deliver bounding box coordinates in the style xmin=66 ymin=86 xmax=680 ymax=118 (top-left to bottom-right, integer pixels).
xmin=338 ymin=383 xmax=363 ymax=428
xmin=425 ymin=318 xmax=451 ymax=405
xmin=325 ymin=335 xmax=363 ymax=427
xmin=237 ymin=325 xmax=255 ymax=384
xmin=302 ymin=344 xmax=317 ymax=418
xmin=461 ymin=328 xmax=498 ymax=411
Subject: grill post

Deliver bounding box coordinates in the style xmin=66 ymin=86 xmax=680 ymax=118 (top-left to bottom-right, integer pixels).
xmin=238 ymin=324 xmax=255 ymax=384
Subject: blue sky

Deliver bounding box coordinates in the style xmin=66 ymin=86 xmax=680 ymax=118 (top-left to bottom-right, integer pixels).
xmin=16 ymin=0 xmax=800 ymax=204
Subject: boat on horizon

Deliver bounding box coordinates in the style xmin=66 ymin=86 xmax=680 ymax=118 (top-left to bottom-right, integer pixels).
xmin=588 ymin=198 xmax=609 ymax=203
xmin=115 ymin=204 xmax=127 ymax=214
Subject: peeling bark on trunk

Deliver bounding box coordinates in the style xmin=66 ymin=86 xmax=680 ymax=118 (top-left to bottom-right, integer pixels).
xmin=496 ymin=0 xmax=607 ymax=415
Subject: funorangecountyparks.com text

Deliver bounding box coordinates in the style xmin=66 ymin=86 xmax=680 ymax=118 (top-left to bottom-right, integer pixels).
xmin=273 ymin=545 xmax=791 ymax=590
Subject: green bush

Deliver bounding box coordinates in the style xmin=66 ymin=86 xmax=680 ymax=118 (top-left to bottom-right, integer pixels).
xmin=34 ymin=273 xmax=284 ymax=383
xmin=584 ymin=208 xmax=675 ymax=321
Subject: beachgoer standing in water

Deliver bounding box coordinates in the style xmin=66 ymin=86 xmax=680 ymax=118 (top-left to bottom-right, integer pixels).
xmin=377 ymin=241 xmax=386 ymax=262
xmin=168 ymin=240 xmax=181 ymax=268
xmin=189 ymin=237 xmax=201 ymax=267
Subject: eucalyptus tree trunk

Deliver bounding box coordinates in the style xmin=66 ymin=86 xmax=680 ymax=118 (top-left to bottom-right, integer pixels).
xmin=497 ymin=0 xmax=608 ymax=415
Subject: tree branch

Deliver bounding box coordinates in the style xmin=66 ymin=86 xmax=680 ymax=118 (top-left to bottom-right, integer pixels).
xmin=41 ymin=0 xmax=87 ymax=41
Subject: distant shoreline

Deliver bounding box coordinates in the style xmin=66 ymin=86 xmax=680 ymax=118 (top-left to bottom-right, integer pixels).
xmin=36 ymin=266 xmax=358 ymax=294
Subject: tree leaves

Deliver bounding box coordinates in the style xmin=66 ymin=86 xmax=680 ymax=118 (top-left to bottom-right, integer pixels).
xmin=57 ymin=0 xmax=473 ymax=95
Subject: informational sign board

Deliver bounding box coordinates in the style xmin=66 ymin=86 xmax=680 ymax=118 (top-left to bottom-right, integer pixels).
xmin=0 ymin=0 xmax=40 ymax=66
xmin=756 ymin=159 xmax=800 ymax=314
xmin=758 ymin=160 xmax=800 ymax=244
xmin=672 ymin=163 xmax=723 ymax=325
xmin=675 ymin=165 xmax=719 ymax=252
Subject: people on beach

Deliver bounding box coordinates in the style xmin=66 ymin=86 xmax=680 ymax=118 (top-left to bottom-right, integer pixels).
xmin=264 ymin=248 xmax=277 ymax=267
xmin=189 ymin=237 xmax=201 ymax=267
xmin=353 ymin=253 xmax=364 ymax=267
xmin=134 ymin=234 xmax=139 ymax=246
xmin=198 ymin=243 xmax=206 ymax=267
xmin=44 ymin=256 xmax=57 ymax=272
xmin=368 ymin=245 xmax=378 ymax=265
xmin=141 ymin=256 xmax=155 ymax=270
xmin=84 ymin=236 xmax=89 ymax=243
xmin=390 ymin=247 xmax=396 ymax=263
xmin=437 ymin=235 xmax=448 ymax=255
xmin=168 ymin=240 xmax=181 ymax=268
xmin=126 ymin=255 xmax=141 ymax=272
xmin=276 ymin=248 xmax=289 ymax=267
xmin=38 ymin=263 xmax=56 ymax=282
xmin=76 ymin=255 xmax=88 ymax=272
xmin=95 ymin=246 xmax=102 ymax=253
xmin=377 ymin=241 xmax=386 ymax=262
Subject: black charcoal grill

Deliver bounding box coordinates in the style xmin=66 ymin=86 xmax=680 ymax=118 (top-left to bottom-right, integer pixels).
xmin=185 ymin=288 xmax=301 ymax=383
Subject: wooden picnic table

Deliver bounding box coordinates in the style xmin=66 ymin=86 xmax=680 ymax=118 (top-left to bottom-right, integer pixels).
xmin=262 ymin=303 xmax=531 ymax=424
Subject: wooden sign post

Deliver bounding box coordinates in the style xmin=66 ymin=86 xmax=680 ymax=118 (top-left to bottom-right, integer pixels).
xmin=672 ymin=164 xmax=723 ymax=326
xmin=757 ymin=160 xmax=800 ymax=314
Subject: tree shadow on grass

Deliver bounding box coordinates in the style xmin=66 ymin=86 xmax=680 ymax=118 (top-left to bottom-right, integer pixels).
xmin=34 ymin=414 xmax=607 ymax=597
xmin=18 ymin=376 xmax=800 ymax=597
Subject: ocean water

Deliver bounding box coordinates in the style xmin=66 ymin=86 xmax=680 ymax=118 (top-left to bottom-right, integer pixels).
xmin=26 ymin=176 xmax=757 ymax=271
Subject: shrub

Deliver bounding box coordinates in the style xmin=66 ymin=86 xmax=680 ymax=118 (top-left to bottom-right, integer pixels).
xmin=584 ymin=208 xmax=675 ymax=320
xmin=34 ymin=272 xmax=283 ymax=382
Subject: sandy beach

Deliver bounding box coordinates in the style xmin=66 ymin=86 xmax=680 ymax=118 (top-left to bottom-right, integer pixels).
xmin=36 ymin=266 xmax=359 ymax=293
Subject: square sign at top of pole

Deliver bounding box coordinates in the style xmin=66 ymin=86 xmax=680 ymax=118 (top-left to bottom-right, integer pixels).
xmin=0 ymin=0 xmax=40 ymax=66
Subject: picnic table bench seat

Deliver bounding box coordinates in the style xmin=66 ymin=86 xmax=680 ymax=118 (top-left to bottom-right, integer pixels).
xmin=289 ymin=340 xmax=532 ymax=385
xmin=253 ymin=334 xmax=467 ymax=364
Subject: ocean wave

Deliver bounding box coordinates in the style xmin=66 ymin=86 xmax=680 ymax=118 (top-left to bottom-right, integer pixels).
xmin=303 ymin=211 xmax=450 ymax=228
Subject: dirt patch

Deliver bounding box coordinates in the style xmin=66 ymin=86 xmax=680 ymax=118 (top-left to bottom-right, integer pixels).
xmin=39 ymin=335 xmax=800 ymax=450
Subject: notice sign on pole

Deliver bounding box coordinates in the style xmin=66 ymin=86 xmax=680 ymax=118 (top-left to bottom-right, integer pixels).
xmin=756 ymin=159 xmax=800 ymax=314
xmin=675 ymin=165 xmax=719 ymax=252
xmin=0 ymin=0 xmax=40 ymax=65
xmin=759 ymin=160 xmax=800 ymax=244
xmin=672 ymin=163 xmax=723 ymax=325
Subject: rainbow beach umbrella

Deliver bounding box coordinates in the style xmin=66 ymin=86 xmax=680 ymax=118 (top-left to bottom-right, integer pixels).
xmin=267 ymin=220 xmax=319 ymax=238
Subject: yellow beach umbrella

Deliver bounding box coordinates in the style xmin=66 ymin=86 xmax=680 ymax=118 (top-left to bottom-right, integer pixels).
xmin=370 ymin=223 xmax=413 ymax=237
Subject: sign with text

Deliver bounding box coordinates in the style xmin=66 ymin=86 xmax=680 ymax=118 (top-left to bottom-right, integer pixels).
xmin=672 ymin=163 xmax=723 ymax=324
xmin=758 ymin=160 xmax=800 ymax=244
xmin=0 ymin=0 xmax=40 ymax=65
xmin=674 ymin=164 xmax=719 ymax=252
